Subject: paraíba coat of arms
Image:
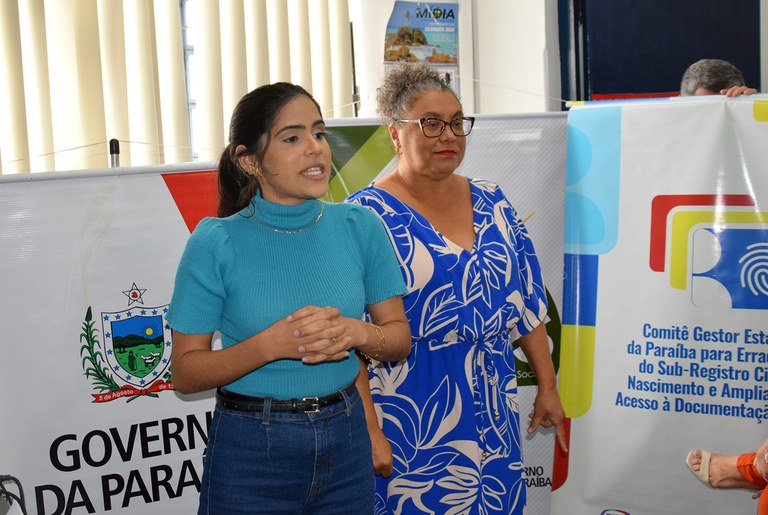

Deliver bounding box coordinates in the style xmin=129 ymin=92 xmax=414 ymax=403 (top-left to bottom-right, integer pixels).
xmin=79 ymin=283 xmax=174 ymax=402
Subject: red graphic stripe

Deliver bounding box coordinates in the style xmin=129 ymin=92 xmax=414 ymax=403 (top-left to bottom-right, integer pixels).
xmin=649 ymin=194 xmax=755 ymax=272
xmin=591 ymin=92 xmax=678 ymax=100
xmin=162 ymin=170 xmax=219 ymax=233
xmin=551 ymin=417 xmax=571 ymax=491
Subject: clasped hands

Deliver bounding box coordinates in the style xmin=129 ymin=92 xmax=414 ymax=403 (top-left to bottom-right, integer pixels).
xmin=270 ymin=305 xmax=359 ymax=364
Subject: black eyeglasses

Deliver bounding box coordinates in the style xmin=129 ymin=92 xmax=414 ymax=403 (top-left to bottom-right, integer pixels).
xmin=395 ymin=117 xmax=475 ymax=138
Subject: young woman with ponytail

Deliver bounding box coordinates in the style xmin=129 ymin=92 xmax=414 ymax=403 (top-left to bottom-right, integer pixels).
xmin=167 ymin=83 xmax=410 ymax=514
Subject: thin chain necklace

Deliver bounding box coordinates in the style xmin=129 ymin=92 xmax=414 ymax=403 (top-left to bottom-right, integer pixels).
xmin=251 ymin=202 xmax=324 ymax=234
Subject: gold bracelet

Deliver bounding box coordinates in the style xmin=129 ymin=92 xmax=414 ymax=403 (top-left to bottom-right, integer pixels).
xmin=369 ymin=323 xmax=385 ymax=360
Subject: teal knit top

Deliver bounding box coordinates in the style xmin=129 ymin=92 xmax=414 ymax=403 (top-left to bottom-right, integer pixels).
xmin=166 ymin=192 xmax=407 ymax=399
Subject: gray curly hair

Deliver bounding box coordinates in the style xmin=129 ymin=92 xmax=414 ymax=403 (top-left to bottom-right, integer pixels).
xmin=680 ymin=59 xmax=746 ymax=96
xmin=376 ymin=63 xmax=458 ymax=123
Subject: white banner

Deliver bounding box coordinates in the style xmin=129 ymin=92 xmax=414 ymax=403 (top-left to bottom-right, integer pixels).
xmin=551 ymin=96 xmax=768 ymax=515
xmin=0 ymin=164 xmax=218 ymax=515
xmin=457 ymin=113 xmax=567 ymax=514
xmin=0 ymin=113 xmax=567 ymax=515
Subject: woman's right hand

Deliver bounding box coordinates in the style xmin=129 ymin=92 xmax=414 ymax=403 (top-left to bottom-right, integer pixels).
xmin=276 ymin=305 xmax=353 ymax=363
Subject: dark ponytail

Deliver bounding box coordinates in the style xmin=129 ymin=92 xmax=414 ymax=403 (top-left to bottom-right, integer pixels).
xmin=216 ymin=147 xmax=260 ymax=218
xmin=217 ymin=82 xmax=322 ymax=218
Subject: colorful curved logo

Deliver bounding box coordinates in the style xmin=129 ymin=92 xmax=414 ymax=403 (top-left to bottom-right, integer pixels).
xmin=649 ymin=194 xmax=768 ymax=310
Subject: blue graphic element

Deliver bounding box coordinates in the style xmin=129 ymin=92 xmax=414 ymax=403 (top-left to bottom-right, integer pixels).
xmin=693 ymin=228 xmax=768 ymax=310
xmin=111 ymin=314 xmax=163 ymax=338
xmin=565 ymin=126 xmax=592 ymax=185
xmin=565 ymin=193 xmax=606 ymax=246
xmin=563 ymin=253 xmax=600 ymax=326
xmin=565 ymin=106 xmax=622 ymax=255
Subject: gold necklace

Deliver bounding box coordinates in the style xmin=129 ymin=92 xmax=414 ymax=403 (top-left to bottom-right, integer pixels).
xmin=251 ymin=202 xmax=324 ymax=234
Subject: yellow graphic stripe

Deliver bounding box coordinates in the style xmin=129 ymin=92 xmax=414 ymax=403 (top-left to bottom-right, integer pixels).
xmin=669 ymin=210 xmax=768 ymax=289
xmin=754 ymin=100 xmax=768 ymax=122
xmin=559 ymin=324 xmax=596 ymax=418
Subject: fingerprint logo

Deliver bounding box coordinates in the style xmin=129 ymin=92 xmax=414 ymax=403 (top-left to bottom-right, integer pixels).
xmin=740 ymin=242 xmax=768 ymax=296
xmin=689 ymin=228 xmax=768 ymax=310
xmin=647 ymin=194 xmax=768 ymax=310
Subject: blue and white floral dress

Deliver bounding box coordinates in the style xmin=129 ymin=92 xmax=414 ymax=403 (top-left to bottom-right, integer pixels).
xmin=348 ymin=178 xmax=548 ymax=515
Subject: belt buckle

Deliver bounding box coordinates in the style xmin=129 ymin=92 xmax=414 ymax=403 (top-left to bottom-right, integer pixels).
xmin=302 ymin=397 xmax=321 ymax=413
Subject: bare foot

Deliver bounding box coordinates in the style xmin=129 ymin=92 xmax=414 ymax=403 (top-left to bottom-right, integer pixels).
xmin=688 ymin=450 xmax=754 ymax=489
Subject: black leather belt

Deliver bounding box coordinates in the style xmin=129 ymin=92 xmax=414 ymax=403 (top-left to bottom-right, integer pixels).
xmin=216 ymin=382 xmax=356 ymax=413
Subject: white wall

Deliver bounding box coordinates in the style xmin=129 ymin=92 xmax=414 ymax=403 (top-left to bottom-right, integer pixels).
xmin=350 ymin=0 xmax=768 ymax=118
xmin=473 ymin=0 xmax=561 ymax=113
xmin=348 ymin=0 xmax=559 ymax=117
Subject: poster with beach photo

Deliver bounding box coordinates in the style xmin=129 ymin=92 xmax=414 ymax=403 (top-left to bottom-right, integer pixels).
xmin=384 ymin=1 xmax=460 ymax=94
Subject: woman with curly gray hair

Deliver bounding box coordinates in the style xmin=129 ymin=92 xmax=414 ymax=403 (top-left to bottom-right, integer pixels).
xmin=348 ymin=63 xmax=567 ymax=514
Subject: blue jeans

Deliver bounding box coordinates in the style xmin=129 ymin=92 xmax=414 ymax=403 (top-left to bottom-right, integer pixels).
xmin=198 ymin=385 xmax=374 ymax=514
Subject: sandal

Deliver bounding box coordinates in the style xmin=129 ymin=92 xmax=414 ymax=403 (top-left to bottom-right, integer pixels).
xmin=685 ymin=450 xmax=712 ymax=487
xmin=686 ymin=450 xmax=764 ymax=498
